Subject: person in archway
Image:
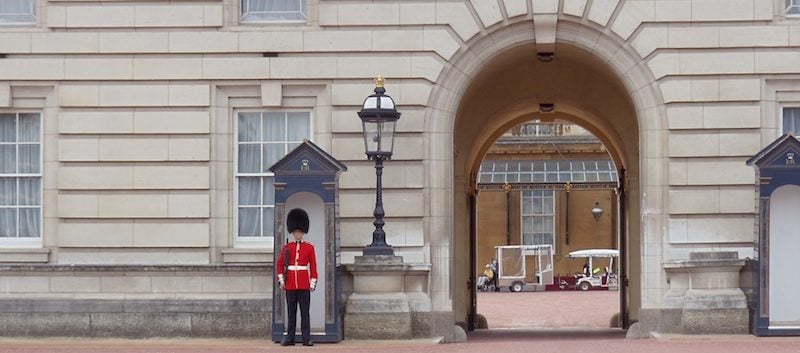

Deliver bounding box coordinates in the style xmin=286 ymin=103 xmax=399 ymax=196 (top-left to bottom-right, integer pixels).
xmin=276 ymin=208 xmax=318 ymax=347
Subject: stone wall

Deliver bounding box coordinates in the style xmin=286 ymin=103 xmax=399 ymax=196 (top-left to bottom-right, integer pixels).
xmin=0 ymin=265 xmax=271 ymax=337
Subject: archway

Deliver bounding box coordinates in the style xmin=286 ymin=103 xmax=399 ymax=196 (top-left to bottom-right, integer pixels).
xmin=425 ymin=19 xmax=666 ymax=333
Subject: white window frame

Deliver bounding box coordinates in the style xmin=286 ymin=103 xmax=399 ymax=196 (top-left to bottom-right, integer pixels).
xmin=0 ymin=111 xmax=42 ymax=248
xmin=233 ymin=110 xmax=312 ymax=248
xmin=520 ymin=190 xmax=556 ymax=252
xmin=788 ymin=0 xmax=800 ymax=16
xmin=0 ymin=0 xmax=36 ymax=26
xmin=240 ymin=0 xmax=307 ymax=24
xmin=782 ymin=106 xmax=800 ymax=135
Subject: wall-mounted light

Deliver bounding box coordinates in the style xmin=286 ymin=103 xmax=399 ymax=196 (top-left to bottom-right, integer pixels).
xmin=591 ymin=201 xmax=603 ymax=221
xmin=537 ymin=52 xmax=554 ymax=62
xmin=539 ymin=103 xmax=554 ymax=113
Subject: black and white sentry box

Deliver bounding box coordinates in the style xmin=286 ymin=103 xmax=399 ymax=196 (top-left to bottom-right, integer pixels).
xmin=746 ymin=133 xmax=800 ymax=336
xmin=269 ymin=140 xmax=347 ymax=343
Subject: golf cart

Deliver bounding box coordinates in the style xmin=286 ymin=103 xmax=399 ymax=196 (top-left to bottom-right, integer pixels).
xmin=495 ymin=244 xmax=554 ymax=292
xmin=566 ymin=249 xmax=619 ymax=291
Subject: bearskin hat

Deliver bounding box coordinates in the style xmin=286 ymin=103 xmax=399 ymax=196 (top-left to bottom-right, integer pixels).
xmin=287 ymin=208 xmax=310 ymax=234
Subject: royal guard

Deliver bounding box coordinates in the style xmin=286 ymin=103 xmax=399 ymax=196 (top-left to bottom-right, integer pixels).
xmin=276 ymin=208 xmax=318 ymax=346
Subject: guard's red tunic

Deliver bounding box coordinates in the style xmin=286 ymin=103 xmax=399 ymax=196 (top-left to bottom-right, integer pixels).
xmin=276 ymin=240 xmax=318 ymax=290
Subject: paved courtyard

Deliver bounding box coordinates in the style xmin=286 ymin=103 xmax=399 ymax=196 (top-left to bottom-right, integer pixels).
xmin=477 ymin=289 xmax=620 ymax=329
xmin=2 ymin=291 xmax=800 ymax=353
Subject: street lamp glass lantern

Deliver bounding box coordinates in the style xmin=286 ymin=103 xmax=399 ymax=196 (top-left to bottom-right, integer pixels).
xmin=591 ymin=201 xmax=603 ymax=221
xmin=358 ymin=83 xmax=400 ymax=159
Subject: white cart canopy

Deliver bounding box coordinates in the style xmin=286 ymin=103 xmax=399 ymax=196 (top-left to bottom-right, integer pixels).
xmin=567 ymin=249 xmax=619 ymax=258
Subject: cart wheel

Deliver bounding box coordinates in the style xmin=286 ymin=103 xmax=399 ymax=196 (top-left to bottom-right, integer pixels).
xmin=510 ymin=282 xmax=524 ymax=292
xmin=578 ymin=281 xmax=592 ymax=291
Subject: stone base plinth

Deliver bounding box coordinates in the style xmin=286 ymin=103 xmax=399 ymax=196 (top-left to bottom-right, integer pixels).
xmin=344 ymin=255 xmax=434 ymax=340
xmin=345 ymin=293 xmax=412 ymax=339
xmin=650 ymin=251 xmax=750 ymax=335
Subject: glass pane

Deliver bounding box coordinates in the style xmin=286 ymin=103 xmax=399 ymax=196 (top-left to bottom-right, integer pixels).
xmin=0 ymin=178 xmax=15 ymax=206
xmin=262 ymin=207 xmax=275 ymax=238
xmin=507 ymin=162 xmax=520 ymax=173
xmin=533 ymin=173 xmax=545 ymax=182
xmin=478 ymin=173 xmax=491 ymax=183
xmin=237 ymin=144 xmax=261 ymax=173
xmin=0 ymin=208 xmax=15 ymax=237
xmin=522 ymin=198 xmax=532 ymax=215
xmin=287 ymin=112 xmax=310 ymax=142
xmin=519 ymin=161 xmax=532 ymax=172
xmin=523 ymin=217 xmax=533 ymax=233
xmin=262 ymin=177 xmax=275 ymax=206
xmin=586 ymin=173 xmax=599 ymax=182
xmin=544 ymin=172 xmax=557 ymax=182
xmin=238 ymin=177 xmax=260 ymax=205
xmin=543 ymin=196 xmax=554 ymax=214
xmin=18 ymin=144 xmax=39 ymax=174
xmin=238 ymin=208 xmax=260 ymax=237
xmin=380 ymin=121 xmax=395 ymax=153
xmin=532 ymin=196 xmax=542 ymax=214
xmin=18 ymin=177 xmax=39 ymax=206
xmin=545 ymin=161 xmax=558 ymax=171
xmin=542 ymin=216 xmax=554 ymax=232
xmin=18 ymin=208 xmax=39 ymax=237
xmin=363 ymin=121 xmax=379 ymax=153
xmin=18 ymin=113 xmax=39 ymax=142
xmin=238 ymin=112 xmax=261 ymax=142
xmin=263 ymin=143 xmax=284 ymax=169
xmin=263 ymin=112 xmax=285 ymax=142
xmin=573 ymin=173 xmax=586 ymax=182
xmin=0 ymin=145 xmax=16 ymax=173
xmin=0 ymin=114 xmax=15 ymax=143
xmin=532 ymin=161 xmax=545 ymax=172
xmin=507 ymin=173 xmax=519 ymax=183
xmin=520 ymin=173 xmax=532 ymax=183
xmin=559 ymin=172 xmax=570 ymax=182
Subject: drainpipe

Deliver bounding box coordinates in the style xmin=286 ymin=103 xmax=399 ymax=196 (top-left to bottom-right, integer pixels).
xmin=503 ymin=182 xmax=512 ymax=245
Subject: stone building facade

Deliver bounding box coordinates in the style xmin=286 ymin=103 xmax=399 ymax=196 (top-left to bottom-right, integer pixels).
xmin=1 ymin=0 xmax=799 ymax=339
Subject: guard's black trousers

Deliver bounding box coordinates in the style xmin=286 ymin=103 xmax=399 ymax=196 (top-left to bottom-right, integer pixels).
xmin=285 ymin=290 xmax=311 ymax=343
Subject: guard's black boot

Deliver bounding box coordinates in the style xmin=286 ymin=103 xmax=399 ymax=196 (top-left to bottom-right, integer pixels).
xmin=302 ymin=339 xmax=314 ymax=346
xmin=280 ymin=338 xmax=295 ymax=346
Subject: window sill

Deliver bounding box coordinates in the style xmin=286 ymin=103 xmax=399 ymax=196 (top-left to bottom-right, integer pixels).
xmin=222 ymin=248 xmax=273 ymax=264
xmin=0 ymin=248 xmax=50 ymax=263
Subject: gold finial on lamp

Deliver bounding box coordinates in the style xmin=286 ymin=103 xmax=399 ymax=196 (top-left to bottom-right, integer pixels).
xmin=374 ymin=75 xmax=385 ymax=88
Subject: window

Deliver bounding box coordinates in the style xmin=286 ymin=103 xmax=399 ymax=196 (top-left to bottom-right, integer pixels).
xmin=788 ymin=0 xmax=800 ymax=16
xmin=783 ymin=107 xmax=800 ymax=135
xmin=235 ymin=111 xmax=310 ymax=245
xmin=241 ymin=0 xmax=307 ymax=22
xmin=0 ymin=0 xmax=35 ymax=25
xmin=521 ymin=190 xmax=555 ymax=250
xmin=0 ymin=113 xmax=41 ymax=243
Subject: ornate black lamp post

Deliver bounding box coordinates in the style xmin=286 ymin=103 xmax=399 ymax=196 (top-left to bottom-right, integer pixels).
xmin=358 ymin=75 xmax=400 ymax=256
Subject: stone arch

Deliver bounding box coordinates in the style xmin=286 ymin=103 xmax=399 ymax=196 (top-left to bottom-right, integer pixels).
xmin=423 ymin=13 xmax=668 ymax=328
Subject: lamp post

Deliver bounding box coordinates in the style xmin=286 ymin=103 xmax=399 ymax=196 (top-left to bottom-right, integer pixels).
xmin=358 ymin=75 xmax=400 ymax=256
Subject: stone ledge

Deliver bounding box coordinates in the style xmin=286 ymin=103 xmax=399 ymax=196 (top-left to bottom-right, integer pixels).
xmin=0 ymin=248 xmax=50 ymax=263
xmin=0 ymin=298 xmax=270 ymax=314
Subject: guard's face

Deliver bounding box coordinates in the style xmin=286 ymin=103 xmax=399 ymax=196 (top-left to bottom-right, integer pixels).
xmin=292 ymin=229 xmax=305 ymax=241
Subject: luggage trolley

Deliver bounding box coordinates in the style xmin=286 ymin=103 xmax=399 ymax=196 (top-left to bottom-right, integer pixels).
xmin=495 ymin=244 xmax=555 ymax=292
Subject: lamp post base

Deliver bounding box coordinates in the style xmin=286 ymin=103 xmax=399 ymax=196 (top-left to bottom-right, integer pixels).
xmin=363 ymin=245 xmax=395 ymax=256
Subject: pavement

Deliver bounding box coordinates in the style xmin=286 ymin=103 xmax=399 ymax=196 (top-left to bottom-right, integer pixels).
xmin=2 ymin=291 xmax=800 ymax=353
